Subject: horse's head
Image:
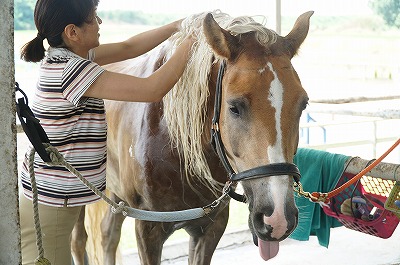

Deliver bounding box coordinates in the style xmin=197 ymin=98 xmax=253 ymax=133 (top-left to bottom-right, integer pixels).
xmin=203 ymin=11 xmax=312 ymax=242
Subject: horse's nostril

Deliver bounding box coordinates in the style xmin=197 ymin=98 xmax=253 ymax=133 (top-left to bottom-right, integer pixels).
xmin=263 ymin=214 xmax=288 ymax=240
xmin=249 ymin=202 xmax=299 ymax=242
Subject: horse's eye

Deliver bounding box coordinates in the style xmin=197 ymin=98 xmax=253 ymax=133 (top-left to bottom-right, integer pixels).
xmin=228 ymin=98 xmax=247 ymax=118
xmin=229 ymin=105 xmax=240 ymax=116
xmin=302 ymin=99 xmax=309 ymax=111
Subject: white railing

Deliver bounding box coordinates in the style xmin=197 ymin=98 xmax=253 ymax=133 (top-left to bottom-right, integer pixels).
xmin=17 ymin=115 xmax=400 ymax=162
xmin=299 ymin=112 xmax=400 ymax=163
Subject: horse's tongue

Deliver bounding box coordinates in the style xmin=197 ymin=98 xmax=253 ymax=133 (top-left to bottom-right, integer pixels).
xmin=258 ymin=238 xmax=279 ymax=261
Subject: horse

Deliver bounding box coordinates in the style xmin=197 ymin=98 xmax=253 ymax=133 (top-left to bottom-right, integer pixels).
xmin=71 ymin=10 xmax=313 ymax=265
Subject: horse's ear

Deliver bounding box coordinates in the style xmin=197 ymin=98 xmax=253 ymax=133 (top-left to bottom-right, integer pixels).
xmin=283 ymin=11 xmax=314 ymax=58
xmin=203 ymin=13 xmax=239 ymax=60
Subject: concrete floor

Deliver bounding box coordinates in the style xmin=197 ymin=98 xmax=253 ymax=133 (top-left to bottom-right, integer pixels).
xmin=121 ymin=226 xmax=400 ymax=265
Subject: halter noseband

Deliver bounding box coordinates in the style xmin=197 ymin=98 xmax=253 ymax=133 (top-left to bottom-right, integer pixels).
xmin=210 ymin=61 xmax=301 ymax=202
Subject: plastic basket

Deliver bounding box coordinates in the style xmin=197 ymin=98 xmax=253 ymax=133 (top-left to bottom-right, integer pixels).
xmin=323 ymin=172 xmax=400 ymax=239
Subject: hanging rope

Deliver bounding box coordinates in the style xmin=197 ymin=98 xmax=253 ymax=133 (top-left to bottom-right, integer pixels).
xmin=27 ymin=148 xmax=51 ymax=265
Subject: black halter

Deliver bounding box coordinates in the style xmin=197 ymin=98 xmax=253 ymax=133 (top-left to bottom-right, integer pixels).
xmin=210 ymin=61 xmax=301 ymax=202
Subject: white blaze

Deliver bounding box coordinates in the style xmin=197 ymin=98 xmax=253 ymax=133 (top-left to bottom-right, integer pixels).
xmin=264 ymin=62 xmax=288 ymax=239
xmin=266 ymin=62 xmax=285 ymax=163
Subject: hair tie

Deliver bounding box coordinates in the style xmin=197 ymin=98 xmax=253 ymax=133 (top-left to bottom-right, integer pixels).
xmin=37 ymin=32 xmax=45 ymax=41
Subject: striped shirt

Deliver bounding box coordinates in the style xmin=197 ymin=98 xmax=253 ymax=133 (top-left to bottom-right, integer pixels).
xmin=20 ymin=47 xmax=106 ymax=207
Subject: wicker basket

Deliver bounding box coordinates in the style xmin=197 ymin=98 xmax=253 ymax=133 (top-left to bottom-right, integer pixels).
xmin=384 ymin=181 xmax=400 ymax=215
xmin=323 ymin=172 xmax=399 ymax=239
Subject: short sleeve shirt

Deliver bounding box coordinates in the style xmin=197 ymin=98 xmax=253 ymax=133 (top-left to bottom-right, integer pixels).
xmin=20 ymin=47 xmax=107 ymax=207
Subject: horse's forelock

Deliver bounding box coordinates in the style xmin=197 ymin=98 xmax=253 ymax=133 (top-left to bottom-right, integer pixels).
xmin=162 ymin=11 xmax=277 ymax=195
xmin=224 ymin=16 xmax=278 ymax=47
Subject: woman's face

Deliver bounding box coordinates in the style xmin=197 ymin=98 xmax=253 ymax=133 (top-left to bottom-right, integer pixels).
xmin=79 ymin=11 xmax=102 ymax=50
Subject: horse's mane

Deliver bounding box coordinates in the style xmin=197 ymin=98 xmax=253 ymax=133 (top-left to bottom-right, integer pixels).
xmin=162 ymin=11 xmax=278 ymax=195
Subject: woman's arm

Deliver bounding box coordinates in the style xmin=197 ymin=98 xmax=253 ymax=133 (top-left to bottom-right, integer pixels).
xmin=84 ymin=36 xmax=193 ymax=102
xmin=93 ymin=19 xmax=183 ymax=66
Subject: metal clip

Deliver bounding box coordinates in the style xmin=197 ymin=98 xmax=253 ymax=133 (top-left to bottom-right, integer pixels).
xmin=203 ymin=183 xmax=231 ymax=215
xmin=212 ymin=122 xmax=220 ymax=132
xmin=293 ymin=182 xmax=323 ymax=203
xmin=203 ymin=200 xmax=220 ymax=216
xmin=223 ymin=181 xmax=233 ymax=193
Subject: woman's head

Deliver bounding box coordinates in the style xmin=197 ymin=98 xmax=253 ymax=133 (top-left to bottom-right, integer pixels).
xmin=21 ymin=0 xmax=100 ymax=62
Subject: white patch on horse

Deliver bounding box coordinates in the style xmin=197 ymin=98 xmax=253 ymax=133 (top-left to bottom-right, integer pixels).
xmin=266 ymin=62 xmax=285 ymax=163
xmin=264 ymin=62 xmax=289 ymax=239
xmin=129 ymin=143 xmax=134 ymax=158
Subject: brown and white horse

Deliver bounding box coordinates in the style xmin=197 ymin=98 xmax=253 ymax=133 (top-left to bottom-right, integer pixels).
xmin=72 ymin=10 xmax=312 ymax=265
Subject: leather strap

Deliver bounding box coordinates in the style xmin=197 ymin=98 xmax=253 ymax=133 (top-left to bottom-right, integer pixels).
xmin=231 ymin=163 xmax=301 ymax=182
xmin=15 ymin=82 xmax=51 ymax=162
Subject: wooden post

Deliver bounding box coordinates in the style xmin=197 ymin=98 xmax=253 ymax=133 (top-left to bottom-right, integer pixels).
xmin=346 ymin=157 xmax=400 ymax=181
xmin=0 ymin=0 xmax=21 ymax=264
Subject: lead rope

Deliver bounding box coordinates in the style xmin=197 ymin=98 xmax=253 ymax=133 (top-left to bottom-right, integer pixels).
xmin=28 ymin=143 xmax=226 ymax=221
xmin=35 ymin=144 xmax=128 ymax=214
xmin=27 ymin=143 xmax=231 ymax=263
xmin=27 ymin=143 xmax=231 ymax=264
xmin=294 ymin=138 xmax=400 ymax=203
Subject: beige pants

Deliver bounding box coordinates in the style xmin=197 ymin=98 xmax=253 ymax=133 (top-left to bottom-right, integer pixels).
xmin=19 ymin=193 xmax=82 ymax=265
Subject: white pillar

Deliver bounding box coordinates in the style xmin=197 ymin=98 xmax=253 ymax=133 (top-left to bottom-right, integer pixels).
xmin=0 ymin=0 xmax=21 ymax=264
xmin=275 ymin=0 xmax=281 ymax=35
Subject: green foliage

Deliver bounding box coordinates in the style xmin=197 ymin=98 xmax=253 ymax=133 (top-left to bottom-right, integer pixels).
xmin=13 ymin=1 xmax=178 ymax=31
xmin=98 ymin=10 xmax=178 ymax=25
xmin=98 ymin=10 xmax=148 ymax=24
xmin=14 ymin=0 xmax=36 ymax=30
xmin=370 ymin=0 xmax=400 ymax=28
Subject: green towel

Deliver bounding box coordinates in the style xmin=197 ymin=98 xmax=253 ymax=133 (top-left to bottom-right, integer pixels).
xmin=290 ymin=148 xmax=350 ymax=247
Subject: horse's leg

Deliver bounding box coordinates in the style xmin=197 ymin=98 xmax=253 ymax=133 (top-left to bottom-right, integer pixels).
xmin=186 ymin=205 xmax=230 ymax=265
xmin=101 ymin=193 xmax=126 ymax=265
xmin=135 ymin=220 xmax=174 ymax=265
xmin=71 ymin=206 xmax=87 ymax=265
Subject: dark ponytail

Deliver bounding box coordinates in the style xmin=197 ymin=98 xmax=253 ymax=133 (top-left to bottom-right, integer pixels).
xmin=20 ymin=34 xmax=46 ymax=63
xmin=20 ymin=0 xmax=100 ymax=63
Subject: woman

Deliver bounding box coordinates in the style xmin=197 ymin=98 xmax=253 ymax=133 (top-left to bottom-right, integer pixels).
xmin=19 ymin=0 xmax=193 ymax=264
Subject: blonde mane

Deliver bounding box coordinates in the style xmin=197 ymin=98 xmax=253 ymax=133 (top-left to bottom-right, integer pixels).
xmin=162 ymin=11 xmax=278 ymax=194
